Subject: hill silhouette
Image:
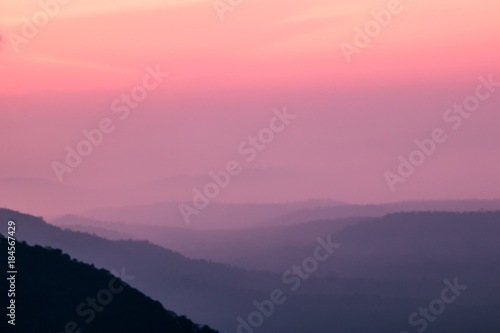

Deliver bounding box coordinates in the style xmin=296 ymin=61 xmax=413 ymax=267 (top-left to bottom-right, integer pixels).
xmin=0 ymin=208 xmax=279 ymax=331
xmin=0 ymin=234 xmax=217 ymax=333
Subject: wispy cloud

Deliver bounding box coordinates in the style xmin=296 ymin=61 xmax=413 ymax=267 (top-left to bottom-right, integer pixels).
xmin=1 ymin=54 xmax=136 ymax=76
xmin=23 ymin=55 xmax=136 ymax=75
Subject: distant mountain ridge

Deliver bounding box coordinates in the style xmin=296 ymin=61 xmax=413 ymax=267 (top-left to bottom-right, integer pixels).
xmin=0 ymin=169 xmax=343 ymax=216
xmin=61 ymin=199 xmax=500 ymax=230
xmin=262 ymin=199 xmax=500 ymax=227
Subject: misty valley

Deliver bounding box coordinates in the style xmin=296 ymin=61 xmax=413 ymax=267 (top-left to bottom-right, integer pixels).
xmin=2 ymin=202 xmax=499 ymax=332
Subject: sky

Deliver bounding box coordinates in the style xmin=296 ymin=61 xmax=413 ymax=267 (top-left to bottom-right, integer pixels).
xmin=1 ymin=0 xmax=499 ymax=204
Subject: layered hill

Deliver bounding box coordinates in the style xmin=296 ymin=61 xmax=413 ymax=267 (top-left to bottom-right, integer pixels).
xmin=0 ymin=234 xmax=217 ymax=333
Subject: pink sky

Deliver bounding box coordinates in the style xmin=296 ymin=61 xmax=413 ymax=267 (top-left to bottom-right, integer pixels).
xmin=1 ymin=0 xmax=500 ymax=204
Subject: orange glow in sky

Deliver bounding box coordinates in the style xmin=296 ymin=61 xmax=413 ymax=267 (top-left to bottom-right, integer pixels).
xmin=1 ymin=0 xmax=499 ymax=94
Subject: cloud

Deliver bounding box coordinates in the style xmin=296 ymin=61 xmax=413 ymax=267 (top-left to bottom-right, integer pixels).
xmin=20 ymin=55 xmax=137 ymax=76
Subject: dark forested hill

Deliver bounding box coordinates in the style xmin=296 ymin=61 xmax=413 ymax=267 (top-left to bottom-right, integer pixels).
xmin=0 ymin=208 xmax=279 ymax=332
xmin=0 ymin=234 xmax=217 ymax=333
